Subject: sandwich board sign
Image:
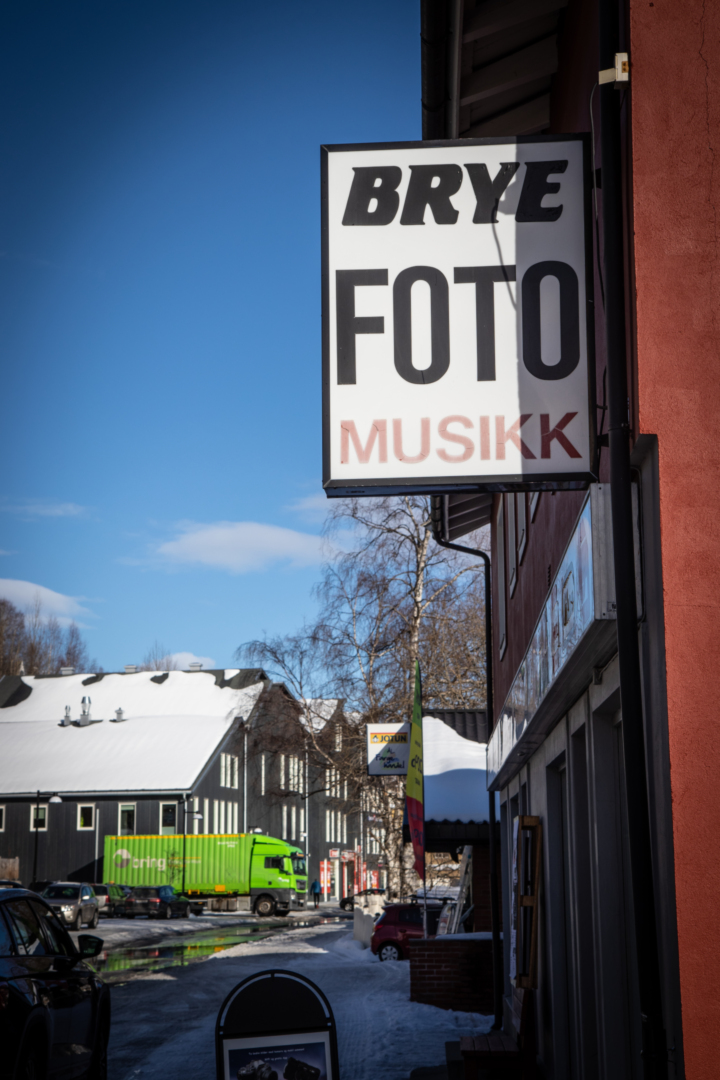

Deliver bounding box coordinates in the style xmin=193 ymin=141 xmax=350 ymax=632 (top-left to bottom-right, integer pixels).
xmin=321 ymin=136 xmax=594 ymax=497
xmin=216 ymin=969 xmax=340 ymax=1080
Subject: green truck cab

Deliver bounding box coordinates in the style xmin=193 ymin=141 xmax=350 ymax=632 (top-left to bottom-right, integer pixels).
xmin=103 ymin=833 xmax=307 ymax=916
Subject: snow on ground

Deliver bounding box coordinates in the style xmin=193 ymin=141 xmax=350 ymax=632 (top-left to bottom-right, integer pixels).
xmin=108 ymin=924 xmax=492 ymax=1080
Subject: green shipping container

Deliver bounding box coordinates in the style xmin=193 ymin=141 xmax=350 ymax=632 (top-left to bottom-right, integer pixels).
xmin=103 ymin=833 xmax=307 ymax=911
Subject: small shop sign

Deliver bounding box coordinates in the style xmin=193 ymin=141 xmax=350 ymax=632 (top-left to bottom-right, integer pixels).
xmin=322 ymin=136 xmax=594 ymax=496
xmin=366 ymin=722 xmax=411 ymax=775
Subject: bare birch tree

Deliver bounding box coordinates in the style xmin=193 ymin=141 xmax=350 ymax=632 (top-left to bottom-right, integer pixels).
xmin=240 ymin=496 xmax=488 ymax=897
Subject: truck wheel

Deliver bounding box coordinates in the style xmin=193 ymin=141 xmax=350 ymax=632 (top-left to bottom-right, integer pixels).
xmin=254 ymin=895 xmax=276 ymax=917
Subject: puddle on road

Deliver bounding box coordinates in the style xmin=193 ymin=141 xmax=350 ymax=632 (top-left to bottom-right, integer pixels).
xmin=93 ymin=917 xmax=346 ymax=977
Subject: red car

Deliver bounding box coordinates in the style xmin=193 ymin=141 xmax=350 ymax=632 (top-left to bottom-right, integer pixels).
xmin=370 ymin=902 xmax=442 ymax=961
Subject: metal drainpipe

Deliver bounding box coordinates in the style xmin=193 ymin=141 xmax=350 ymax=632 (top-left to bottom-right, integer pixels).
xmin=599 ymin=0 xmax=666 ymax=1073
xmin=446 ymin=0 xmax=463 ymax=140
xmin=243 ymin=729 xmax=248 ymax=834
xmin=433 ymin=531 xmax=503 ymax=1031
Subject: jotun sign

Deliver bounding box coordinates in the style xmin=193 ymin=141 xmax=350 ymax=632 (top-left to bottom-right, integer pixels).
xmin=321 ymin=137 xmax=594 ymax=496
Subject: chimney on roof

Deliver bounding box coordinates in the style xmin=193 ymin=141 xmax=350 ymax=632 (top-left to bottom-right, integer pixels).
xmin=188 ymin=662 xmax=203 ymax=671
xmin=79 ymin=697 xmax=91 ymax=726
xmin=60 ymin=667 xmax=75 ymax=676
xmin=124 ymin=665 xmax=138 ymax=674
xmin=113 ymin=708 xmax=125 ymax=723
xmin=60 ymin=706 xmax=71 ymax=727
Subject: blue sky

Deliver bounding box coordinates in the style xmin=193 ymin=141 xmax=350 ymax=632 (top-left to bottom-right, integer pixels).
xmin=0 ymin=0 xmax=419 ymax=670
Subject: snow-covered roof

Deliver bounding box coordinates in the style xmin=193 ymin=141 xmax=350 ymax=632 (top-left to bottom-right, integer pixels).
xmin=423 ymin=717 xmax=490 ymax=825
xmin=300 ymin=698 xmax=341 ymax=733
xmin=0 ymin=671 xmax=264 ymax=795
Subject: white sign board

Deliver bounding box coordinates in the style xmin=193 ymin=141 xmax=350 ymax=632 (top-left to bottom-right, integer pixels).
xmin=366 ymin=722 xmax=411 ymax=776
xmin=322 ymin=137 xmax=594 ymax=496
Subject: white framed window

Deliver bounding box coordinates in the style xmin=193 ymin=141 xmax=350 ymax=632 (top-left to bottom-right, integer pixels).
xmin=291 ymin=805 xmax=297 ymax=841
xmin=213 ymin=800 xmax=219 ymax=833
xmin=77 ymin=804 xmax=95 ymax=831
xmin=220 ymin=753 xmax=239 ymax=789
xmin=517 ymin=493 xmax=527 ymax=564
xmin=344 ymin=780 xmax=348 ymax=801
xmin=193 ymin=797 xmax=200 ymax=835
xmin=232 ymin=802 xmax=238 ymax=834
xmin=280 ymin=755 xmax=286 ymax=789
xmin=219 ymin=800 xmax=226 ymax=834
xmin=0 ymin=805 xmax=5 ymax=831
xmin=300 ymin=807 xmax=305 ymax=836
xmin=30 ymin=804 xmax=48 ymax=831
xmin=496 ymin=498 xmax=507 ymax=659
xmin=282 ymin=804 xmax=288 ymax=838
xmin=119 ymin=803 xmax=136 ymax=835
xmin=507 ymin=493 xmax=517 ymax=597
xmin=203 ymin=798 xmax=210 ymax=835
xmin=335 ymin=726 xmax=342 ymax=751
xmin=325 ymin=809 xmax=330 ymax=842
xmin=160 ymin=803 xmax=177 ymax=835
xmin=261 ymin=754 xmax=266 ymax=796
xmin=343 ymin=814 xmax=347 ymax=845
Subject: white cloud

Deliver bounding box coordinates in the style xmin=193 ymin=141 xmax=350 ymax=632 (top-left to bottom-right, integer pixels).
xmin=170 ymin=651 xmax=217 ymax=670
xmin=1 ymin=499 xmax=86 ymax=518
xmin=0 ymin=579 xmax=93 ymax=625
xmin=287 ymin=493 xmax=330 ymax=521
xmin=156 ymin=521 xmax=324 ymax=574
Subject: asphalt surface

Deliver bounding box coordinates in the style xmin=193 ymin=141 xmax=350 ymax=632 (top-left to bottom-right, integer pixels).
xmin=105 ymin=922 xmax=491 ymax=1080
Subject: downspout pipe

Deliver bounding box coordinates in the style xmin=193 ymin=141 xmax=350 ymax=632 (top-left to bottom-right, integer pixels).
xmin=432 ymin=529 xmax=503 ymax=1031
xmin=599 ymin=0 xmax=666 ymax=1073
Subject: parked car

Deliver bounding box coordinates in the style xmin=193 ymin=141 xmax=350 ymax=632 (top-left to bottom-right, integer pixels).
xmin=124 ymin=885 xmax=202 ymax=919
xmin=370 ymin=902 xmax=443 ymax=961
xmin=100 ymin=884 xmax=131 ymax=918
xmin=0 ymin=886 xmax=110 ymax=1079
xmin=0 ymin=880 xmax=24 ymax=891
xmin=28 ymin=880 xmax=53 ymax=894
xmin=339 ymin=887 xmax=386 ymax=911
xmin=42 ymin=883 xmax=100 ymax=931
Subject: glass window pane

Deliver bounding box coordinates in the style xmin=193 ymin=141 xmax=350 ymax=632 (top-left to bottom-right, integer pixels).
xmin=0 ymin=911 xmax=14 ymax=955
xmin=6 ymin=900 xmax=49 ymax=956
xmin=0 ymin=807 xmax=5 ymax=830
xmin=79 ymin=805 xmax=94 ymax=829
xmin=120 ymin=805 xmax=135 ymax=835
xmin=30 ymin=902 xmax=71 ymax=957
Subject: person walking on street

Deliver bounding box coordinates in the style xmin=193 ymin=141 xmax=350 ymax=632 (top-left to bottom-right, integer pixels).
xmin=310 ymin=879 xmax=321 ymax=909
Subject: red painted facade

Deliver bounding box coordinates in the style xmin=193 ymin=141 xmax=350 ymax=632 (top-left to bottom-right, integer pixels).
xmin=631 ymin=1 xmax=720 ymax=1074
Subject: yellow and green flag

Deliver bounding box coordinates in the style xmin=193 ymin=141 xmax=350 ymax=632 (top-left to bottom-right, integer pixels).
xmin=405 ymin=660 xmax=424 ymax=879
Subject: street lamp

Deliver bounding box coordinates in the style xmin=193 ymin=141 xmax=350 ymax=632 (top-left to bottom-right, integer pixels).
xmin=181 ymin=797 xmax=203 ymax=897
xmin=32 ymin=791 xmax=62 ymax=886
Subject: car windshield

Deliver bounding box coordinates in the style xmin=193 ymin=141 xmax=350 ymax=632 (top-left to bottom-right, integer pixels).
xmin=93 ymin=886 xmax=108 ymax=896
xmin=291 ymin=857 xmax=306 ymax=875
xmin=43 ymin=886 xmax=79 ymax=900
xmin=131 ymin=889 xmax=158 ymax=898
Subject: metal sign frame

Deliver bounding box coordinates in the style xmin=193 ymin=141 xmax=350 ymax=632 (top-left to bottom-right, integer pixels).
xmin=321 ymin=135 xmax=596 ymax=497
xmin=216 ymin=969 xmax=340 ymax=1080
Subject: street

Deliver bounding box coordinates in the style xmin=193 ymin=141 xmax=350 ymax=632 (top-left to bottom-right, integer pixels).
xmin=106 ymin=921 xmax=491 ymax=1080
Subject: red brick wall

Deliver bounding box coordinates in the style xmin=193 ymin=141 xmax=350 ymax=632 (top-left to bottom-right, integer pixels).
xmin=409 ymin=938 xmax=494 ymax=1014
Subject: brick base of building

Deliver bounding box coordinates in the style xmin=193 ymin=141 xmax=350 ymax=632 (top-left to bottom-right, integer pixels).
xmin=408 ymin=938 xmax=494 ymax=1014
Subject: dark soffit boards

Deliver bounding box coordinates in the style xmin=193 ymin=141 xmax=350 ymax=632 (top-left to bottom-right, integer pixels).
xmin=424 ymin=707 xmax=489 ymax=744
xmin=422 ymin=0 xmax=568 ymax=141
xmin=423 ymin=0 xmax=567 ymax=541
